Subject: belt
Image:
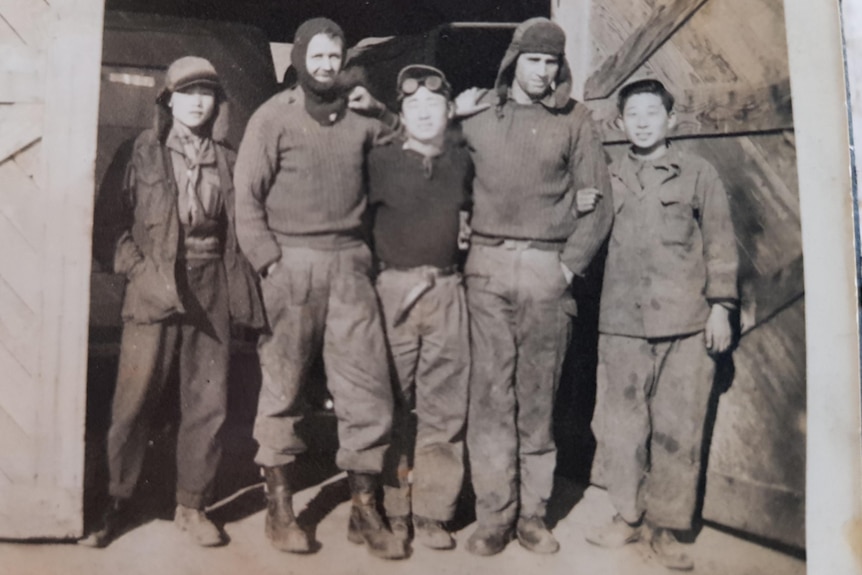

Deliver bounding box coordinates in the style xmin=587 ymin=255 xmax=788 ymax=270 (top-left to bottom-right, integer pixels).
xmin=377 ymin=262 xmax=458 ymax=276
xmin=378 ymin=263 xmax=459 ymax=325
xmin=470 ymin=234 xmax=565 ymax=252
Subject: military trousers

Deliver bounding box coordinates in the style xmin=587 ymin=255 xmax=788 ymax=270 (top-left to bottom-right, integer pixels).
xmin=376 ymin=267 xmax=469 ymax=522
xmin=253 ymin=243 xmax=393 ymax=473
xmin=107 ymin=258 xmax=230 ymax=510
xmin=592 ymin=331 xmax=716 ymax=531
xmin=464 ymin=243 xmax=573 ymax=529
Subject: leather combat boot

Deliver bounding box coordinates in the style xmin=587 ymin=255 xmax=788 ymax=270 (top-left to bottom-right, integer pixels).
xmin=649 ymin=526 xmax=694 ymax=571
xmin=388 ymin=515 xmax=411 ymax=542
xmin=465 ymin=523 xmax=513 ymax=556
xmin=516 ymin=516 xmax=560 ymax=554
xmin=347 ymin=472 xmax=408 ymax=559
xmin=413 ymin=515 xmax=455 ymax=550
xmin=263 ymin=465 xmax=312 ymax=553
xmin=78 ymin=496 xmax=127 ymax=548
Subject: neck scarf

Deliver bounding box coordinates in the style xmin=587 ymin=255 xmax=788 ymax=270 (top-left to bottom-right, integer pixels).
xmin=168 ymin=122 xmax=217 ymax=226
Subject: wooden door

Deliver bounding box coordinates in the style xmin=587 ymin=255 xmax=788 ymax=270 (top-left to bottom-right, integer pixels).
xmin=556 ymin=0 xmax=805 ymax=548
xmin=0 ymin=0 xmax=104 ymax=538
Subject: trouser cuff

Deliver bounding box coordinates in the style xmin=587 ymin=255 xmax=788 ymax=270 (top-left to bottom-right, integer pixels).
xmin=176 ymin=488 xmax=208 ymax=510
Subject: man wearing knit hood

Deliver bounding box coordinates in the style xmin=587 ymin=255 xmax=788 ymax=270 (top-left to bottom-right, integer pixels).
xmin=459 ymin=17 xmax=613 ymax=556
xmin=233 ymin=17 xmax=406 ymax=560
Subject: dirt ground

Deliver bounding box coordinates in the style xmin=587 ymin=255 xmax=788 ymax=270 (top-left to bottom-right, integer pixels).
xmin=1 ymin=473 xmax=804 ymax=575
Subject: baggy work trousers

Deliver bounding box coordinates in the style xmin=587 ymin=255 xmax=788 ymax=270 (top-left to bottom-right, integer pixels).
xmin=592 ymin=332 xmax=716 ymax=530
xmin=376 ymin=268 xmax=469 ymax=522
xmin=107 ymin=258 xmax=230 ymax=510
xmin=253 ymin=244 xmax=393 ymax=473
xmin=464 ymin=243 xmax=573 ymax=528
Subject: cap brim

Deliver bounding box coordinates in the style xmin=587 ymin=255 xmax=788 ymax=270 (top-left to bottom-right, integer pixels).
xmin=173 ymin=78 xmax=221 ymax=93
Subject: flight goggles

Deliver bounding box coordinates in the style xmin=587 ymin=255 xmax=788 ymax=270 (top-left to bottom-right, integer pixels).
xmin=397 ymin=65 xmax=451 ymax=98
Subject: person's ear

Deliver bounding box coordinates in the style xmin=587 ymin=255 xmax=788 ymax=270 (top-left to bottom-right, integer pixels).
xmin=447 ymin=101 xmax=456 ymax=120
xmin=614 ymin=115 xmax=624 ymax=132
xmin=168 ymin=92 xmax=175 ymax=108
xmin=667 ymin=110 xmax=678 ymax=130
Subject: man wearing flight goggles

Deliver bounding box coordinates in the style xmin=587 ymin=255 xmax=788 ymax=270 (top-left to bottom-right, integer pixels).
xmin=368 ymin=64 xmax=472 ymax=552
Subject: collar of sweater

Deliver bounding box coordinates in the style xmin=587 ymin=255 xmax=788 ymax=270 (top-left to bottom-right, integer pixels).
xmin=402 ymin=138 xmax=442 ymax=158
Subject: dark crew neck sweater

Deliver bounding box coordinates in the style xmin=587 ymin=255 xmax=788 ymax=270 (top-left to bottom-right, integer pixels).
xmin=368 ymin=139 xmax=472 ymax=269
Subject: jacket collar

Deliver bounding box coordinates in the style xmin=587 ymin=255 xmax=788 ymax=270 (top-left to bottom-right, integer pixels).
xmin=625 ymin=144 xmax=682 ymax=175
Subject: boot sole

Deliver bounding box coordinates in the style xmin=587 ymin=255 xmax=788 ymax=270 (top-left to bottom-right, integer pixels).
xmin=348 ymin=526 xmax=407 ymax=559
xmin=266 ymin=521 xmax=313 ymax=553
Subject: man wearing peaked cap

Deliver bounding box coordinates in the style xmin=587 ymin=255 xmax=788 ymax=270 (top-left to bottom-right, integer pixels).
xmin=458 ymin=17 xmax=614 ymax=556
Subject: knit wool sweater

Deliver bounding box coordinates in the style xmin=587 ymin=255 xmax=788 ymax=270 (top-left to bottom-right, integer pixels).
xmin=233 ymin=87 xmax=388 ymax=271
xmin=368 ymin=138 xmax=472 ymax=269
xmin=460 ymin=98 xmax=613 ymax=275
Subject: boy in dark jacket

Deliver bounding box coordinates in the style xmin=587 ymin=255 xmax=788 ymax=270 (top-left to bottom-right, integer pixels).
xmin=584 ymin=79 xmax=739 ymax=571
xmin=83 ymin=56 xmax=265 ymax=548
xmin=368 ymin=65 xmax=472 ymax=551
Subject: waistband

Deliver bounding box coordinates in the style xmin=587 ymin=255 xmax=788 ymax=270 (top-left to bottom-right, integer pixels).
xmin=274 ymin=231 xmax=365 ymax=251
xmin=470 ymin=233 xmax=565 ymax=252
xmin=378 ymin=262 xmax=459 ymax=277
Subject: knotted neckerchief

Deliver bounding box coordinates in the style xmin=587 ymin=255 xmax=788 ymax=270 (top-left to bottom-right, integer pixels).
xmin=169 ymin=123 xmax=217 ymax=226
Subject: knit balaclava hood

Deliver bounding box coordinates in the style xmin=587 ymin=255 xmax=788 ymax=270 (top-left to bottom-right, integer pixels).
xmin=494 ymin=17 xmax=573 ymax=112
xmin=291 ymin=17 xmax=356 ymax=125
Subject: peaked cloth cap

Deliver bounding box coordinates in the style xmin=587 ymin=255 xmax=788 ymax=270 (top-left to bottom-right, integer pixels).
xmin=159 ymin=56 xmax=221 ymax=103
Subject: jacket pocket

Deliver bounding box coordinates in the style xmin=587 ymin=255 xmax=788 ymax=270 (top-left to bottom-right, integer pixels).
xmin=658 ymin=187 xmax=695 ymax=245
xmin=122 ymin=257 xmax=182 ymax=323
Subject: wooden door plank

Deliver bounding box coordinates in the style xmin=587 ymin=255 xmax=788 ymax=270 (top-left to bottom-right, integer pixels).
xmin=0 ymin=159 xmax=45 ymax=249
xmin=35 ymin=8 xmax=103 ymax=503
xmin=0 ymin=0 xmax=51 ymax=47
xmin=0 ymin=485 xmax=81 ymax=539
xmin=0 ymin=405 xmax=35 ymax=483
xmin=0 ymin=210 xmax=41 ymax=312
xmin=704 ymin=300 xmax=805 ymax=548
xmin=704 ymin=472 xmax=804 ymax=548
xmin=740 ymin=254 xmax=804 ymax=334
xmin=0 ymin=104 xmax=43 ymax=164
xmin=0 ymin=46 xmax=44 ymax=103
xmin=10 ymin=139 xmax=43 ymax=190
xmin=588 ymin=79 xmax=793 ymax=141
xmin=0 ymin=342 xmax=38 ymax=434
xmin=584 ymin=0 xmax=710 ymax=99
xmin=0 ymin=274 xmax=39 ymax=376
xmin=589 ymin=0 xmax=700 ymax=96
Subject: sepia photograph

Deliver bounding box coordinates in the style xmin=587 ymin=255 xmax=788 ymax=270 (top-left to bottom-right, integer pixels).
xmin=0 ymin=0 xmax=857 ymax=573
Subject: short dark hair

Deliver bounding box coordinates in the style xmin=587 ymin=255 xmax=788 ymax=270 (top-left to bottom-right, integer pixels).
xmin=617 ymin=79 xmax=675 ymax=114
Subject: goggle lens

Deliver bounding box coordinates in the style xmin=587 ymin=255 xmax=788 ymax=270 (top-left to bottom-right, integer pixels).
xmin=400 ymin=74 xmax=445 ymax=95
